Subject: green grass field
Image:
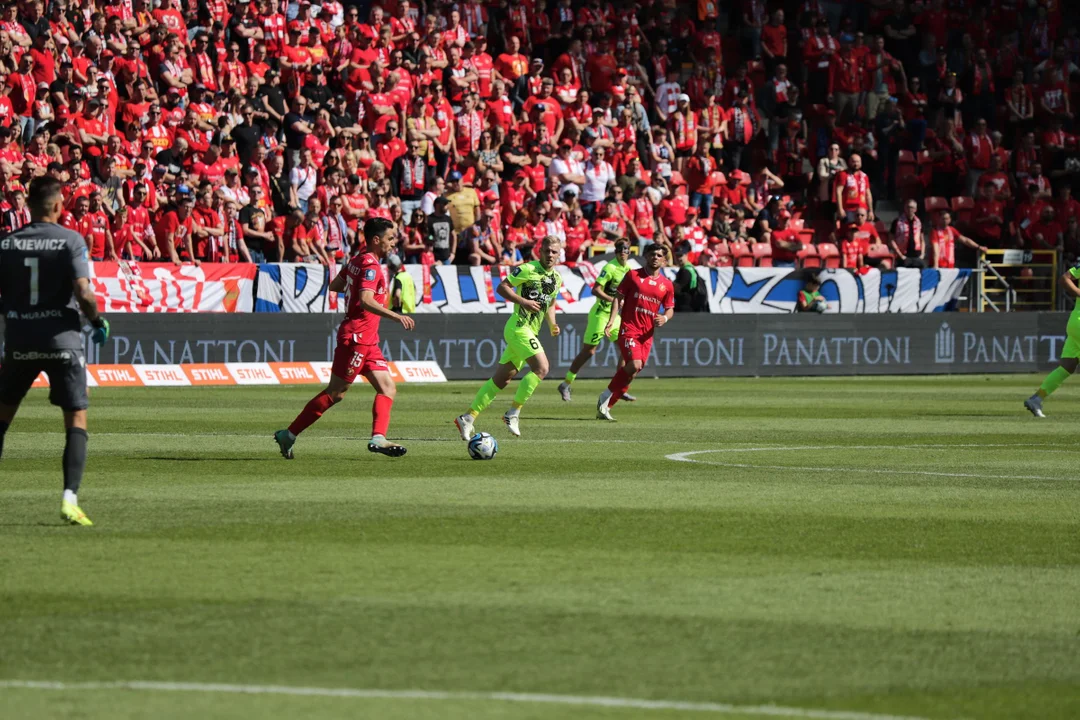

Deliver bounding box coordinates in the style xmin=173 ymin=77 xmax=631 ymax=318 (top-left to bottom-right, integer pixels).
xmin=1 ymin=376 xmax=1079 ymax=720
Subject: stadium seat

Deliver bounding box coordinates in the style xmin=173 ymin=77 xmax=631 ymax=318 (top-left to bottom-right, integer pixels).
xmin=789 ymin=217 xmax=806 ymax=230
xmin=924 ymin=196 xmax=949 ymax=214
xmin=817 ymin=242 xmax=841 ymax=269
xmin=952 ymin=196 xmax=975 ymax=228
xmin=797 ymin=229 xmax=816 ymax=246
xmin=867 ymin=244 xmax=894 ymax=269
xmin=752 ymin=242 xmax=773 ymax=267
xmin=730 ymin=241 xmax=754 ymax=267
xmin=798 ymin=243 xmax=820 ymax=268
xmin=669 ymin=172 xmax=686 ymax=197
xmin=897 ymin=150 xmax=916 ymax=185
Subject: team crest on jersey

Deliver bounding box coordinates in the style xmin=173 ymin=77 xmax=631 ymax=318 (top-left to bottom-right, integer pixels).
xmin=363 ymin=268 xmax=377 ymax=281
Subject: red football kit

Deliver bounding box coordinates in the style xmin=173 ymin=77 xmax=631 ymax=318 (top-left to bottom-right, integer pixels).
xmin=616 ymin=267 xmax=675 ymax=365
xmin=333 ymin=251 xmax=390 ymax=383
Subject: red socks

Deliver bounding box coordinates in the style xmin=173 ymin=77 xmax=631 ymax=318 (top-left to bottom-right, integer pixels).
xmin=288 ymin=391 xmax=393 ymax=438
xmin=288 ymin=391 xmax=337 ymax=436
xmin=372 ymin=394 xmax=394 ymax=437
xmin=607 ymin=367 xmax=631 ymax=408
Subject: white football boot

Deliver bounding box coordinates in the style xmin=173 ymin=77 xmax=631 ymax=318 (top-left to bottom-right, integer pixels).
xmin=503 ymin=409 xmax=521 ymax=437
xmin=454 ymin=413 xmax=475 ymax=440
xmin=596 ymin=390 xmax=615 ymax=421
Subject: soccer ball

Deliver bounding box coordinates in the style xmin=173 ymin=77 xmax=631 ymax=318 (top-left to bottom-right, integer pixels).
xmin=467 ymin=432 xmax=498 ymax=460
xmin=811 ymin=297 xmax=827 ymax=314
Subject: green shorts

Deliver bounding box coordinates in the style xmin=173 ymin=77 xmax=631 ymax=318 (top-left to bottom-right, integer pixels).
xmin=584 ymin=311 xmax=620 ymax=346
xmin=1064 ymin=316 xmax=1080 ymax=358
xmin=499 ymin=325 xmax=543 ymax=370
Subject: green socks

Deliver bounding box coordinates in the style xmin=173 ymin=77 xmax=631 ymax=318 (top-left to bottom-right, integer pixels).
xmin=470 ymin=373 xmax=542 ymax=417
xmin=1038 ymin=366 xmax=1072 ymax=398
xmin=470 ymin=379 xmax=500 ymax=416
xmin=513 ymin=372 xmax=542 ymax=407
xmin=564 ymin=371 xmax=577 ymax=385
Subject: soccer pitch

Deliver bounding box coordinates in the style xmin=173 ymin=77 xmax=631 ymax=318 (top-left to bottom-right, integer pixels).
xmin=1 ymin=376 xmax=1079 ymax=720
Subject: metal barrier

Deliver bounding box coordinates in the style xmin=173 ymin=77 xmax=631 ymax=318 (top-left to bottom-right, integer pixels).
xmin=980 ymin=249 xmax=1058 ymax=312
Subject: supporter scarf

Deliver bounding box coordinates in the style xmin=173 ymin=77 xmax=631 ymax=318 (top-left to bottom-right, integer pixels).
xmin=972 ymin=62 xmax=994 ymax=95
xmin=673 ymin=110 xmax=696 ymax=148
xmin=731 ymin=106 xmax=753 ymax=145
xmin=895 ymin=215 xmax=923 ymax=254
xmin=842 ymin=171 xmax=868 ymax=207
xmin=324 ymin=213 xmax=347 ymax=251
xmin=1010 ymin=84 xmax=1031 ymax=117
xmin=463 ymin=4 xmax=484 ymax=35
xmin=402 ymin=154 xmax=425 ymax=193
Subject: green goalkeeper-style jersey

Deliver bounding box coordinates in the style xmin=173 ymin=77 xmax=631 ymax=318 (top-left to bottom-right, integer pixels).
xmin=506 ymin=260 xmax=562 ymax=334
xmin=589 ymin=260 xmax=632 ymax=318
xmin=1070 ymin=267 xmax=1080 ymax=322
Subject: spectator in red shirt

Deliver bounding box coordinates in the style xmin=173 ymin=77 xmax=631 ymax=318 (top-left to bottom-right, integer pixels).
xmin=761 ymin=10 xmax=788 ymax=73
xmin=972 ymin=185 xmax=1006 ymax=248
xmin=931 ymin=211 xmax=986 ymax=269
xmin=768 ymin=210 xmax=802 ymax=268
xmin=828 ymin=37 xmax=864 ymax=124
xmin=1027 ymin=206 xmax=1064 ymax=252
xmin=684 ymin=141 xmax=717 ymax=220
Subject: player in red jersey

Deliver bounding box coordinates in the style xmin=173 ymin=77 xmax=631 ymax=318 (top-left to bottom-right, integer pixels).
xmin=274 ymin=217 xmax=416 ymax=459
xmin=596 ymin=244 xmax=674 ymax=421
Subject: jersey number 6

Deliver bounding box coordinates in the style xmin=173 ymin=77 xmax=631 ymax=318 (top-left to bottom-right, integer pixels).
xmin=529 ymin=338 xmax=540 ymax=350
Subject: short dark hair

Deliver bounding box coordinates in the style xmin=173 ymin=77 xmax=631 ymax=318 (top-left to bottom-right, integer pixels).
xmin=364 ymin=216 xmax=395 ymax=243
xmin=642 ymin=243 xmax=665 ymax=257
xmin=28 ymin=176 xmax=64 ymax=219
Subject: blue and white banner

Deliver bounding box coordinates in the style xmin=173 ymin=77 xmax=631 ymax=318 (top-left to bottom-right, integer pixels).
xmin=254 ymin=263 xmax=340 ymax=313
xmin=253 ymin=263 xmax=971 ymax=314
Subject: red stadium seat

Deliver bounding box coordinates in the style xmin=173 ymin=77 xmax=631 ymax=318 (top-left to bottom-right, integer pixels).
xmin=730 ymin=241 xmax=754 ymax=267
xmin=868 ymin=244 xmax=894 ymax=269
xmin=897 ymin=150 xmax=917 ymax=185
xmin=752 ymin=242 xmax=773 ymax=267
xmin=952 ymin=196 xmax=975 ymax=228
xmin=797 ymin=229 xmax=816 ymax=246
xmin=789 ymin=217 xmax=806 ymax=230
xmin=798 ymin=243 xmax=821 ymax=268
xmin=924 ymin=196 xmax=949 ymax=214
xmin=817 ymin=242 xmax=841 ymax=269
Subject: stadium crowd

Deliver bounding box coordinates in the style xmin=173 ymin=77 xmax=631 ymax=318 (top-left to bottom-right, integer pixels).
xmin=1 ymin=0 xmax=1078 ymax=271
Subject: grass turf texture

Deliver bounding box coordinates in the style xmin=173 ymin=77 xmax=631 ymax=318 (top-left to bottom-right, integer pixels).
xmin=1 ymin=376 xmax=1079 ymax=720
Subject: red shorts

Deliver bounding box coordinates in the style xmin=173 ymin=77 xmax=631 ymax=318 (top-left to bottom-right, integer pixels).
xmin=619 ymin=334 xmax=652 ymax=366
xmin=331 ymin=342 xmax=389 ymax=384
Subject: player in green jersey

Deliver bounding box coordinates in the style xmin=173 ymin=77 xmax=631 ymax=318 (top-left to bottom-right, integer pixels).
xmin=1026 ymin=266 xmax=1080 ymax=417
xmin=455 ymin=235 xmax=562 ymax=438
xmin=558 ymin=239 xmax=636 ymax=402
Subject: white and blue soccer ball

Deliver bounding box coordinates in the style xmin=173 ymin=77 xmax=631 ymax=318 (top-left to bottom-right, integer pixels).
xmin=468 ymin=432 xmax=498 ymax=460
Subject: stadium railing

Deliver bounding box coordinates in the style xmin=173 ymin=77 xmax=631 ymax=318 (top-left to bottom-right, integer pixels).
xmin=980 ymin=249 xmax=1059 ymax=312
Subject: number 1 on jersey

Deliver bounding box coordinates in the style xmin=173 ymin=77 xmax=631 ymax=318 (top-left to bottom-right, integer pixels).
xmin=25 ymin=257 xmax=39 ymax=306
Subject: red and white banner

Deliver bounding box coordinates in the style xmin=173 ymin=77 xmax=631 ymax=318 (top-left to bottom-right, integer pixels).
xmin=90 ymin=262 xmax=257 ymax=313
xmin=30 ymin=361 xmax=447 ymax=388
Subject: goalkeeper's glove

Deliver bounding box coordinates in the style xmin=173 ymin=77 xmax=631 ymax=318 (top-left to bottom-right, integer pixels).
xmin=90 ymin=317 xmax=110 ymax=345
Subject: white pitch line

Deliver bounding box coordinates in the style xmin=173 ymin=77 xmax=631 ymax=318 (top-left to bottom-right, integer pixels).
xmin=665 ymin=448 xmax=1064 ymax=481
xmin=0 ymin=680 xmax=942 ymax=720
